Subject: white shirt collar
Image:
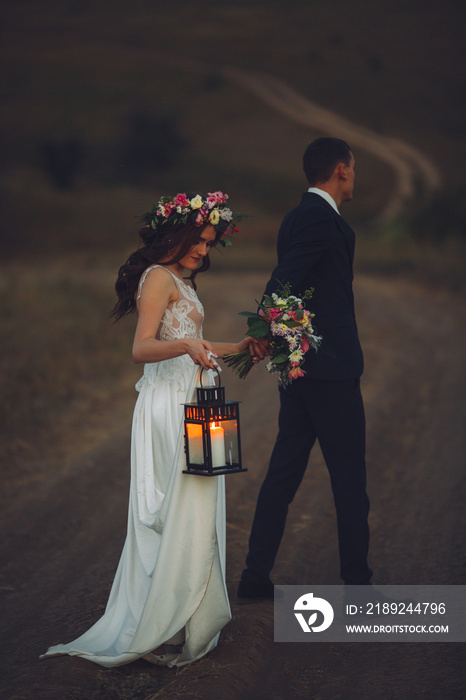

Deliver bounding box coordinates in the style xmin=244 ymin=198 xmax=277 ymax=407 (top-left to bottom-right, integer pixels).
xmin=307 ymin=187 xmax=339 ymax=214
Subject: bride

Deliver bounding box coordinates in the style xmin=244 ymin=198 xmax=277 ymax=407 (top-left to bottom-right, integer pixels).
xmin=41 ymin=192 xmax=254 ymax=668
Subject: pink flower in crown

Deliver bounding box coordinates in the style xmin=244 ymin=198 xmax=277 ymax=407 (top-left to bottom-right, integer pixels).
xmin=175 ymin=193 xmax=190 ymax=207
xmin=195 ymin=212 xmax=205 ymax=226
xmin=288 ymin=366 xmax=306 ymax=380
xmin=159 ymin=202 xmax=175 ymax=217
xmin=301 ymin=337 xmax=310 ymax=354
xmin=206 ymin=193 xmax=219 ymax=208
xmin=221 ymin=222 xmax=234 ymax=238
xmin=207 ymin=191 xmax=228 ymax=207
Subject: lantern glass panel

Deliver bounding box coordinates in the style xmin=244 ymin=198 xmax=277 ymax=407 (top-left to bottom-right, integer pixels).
xmin=221 ymin=419 xmax=239 ymax=465
xmin=186 ymin=422 xmax=204 ymax=465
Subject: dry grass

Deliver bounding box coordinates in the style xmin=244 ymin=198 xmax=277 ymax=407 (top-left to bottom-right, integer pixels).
xmin=0 ymin=257 xmax=141 ymax=487
xmin=355 ymin=224 xmax=466 ymax=292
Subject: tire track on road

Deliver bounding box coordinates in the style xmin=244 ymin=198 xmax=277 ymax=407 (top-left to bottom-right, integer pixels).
xmin=224 ymin=68 xmax=441 ymax=221
xmin=131 ymin=46 xmax=442 ymax=222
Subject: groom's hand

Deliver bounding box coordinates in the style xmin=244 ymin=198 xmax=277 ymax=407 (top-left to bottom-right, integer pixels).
xmin=249 ymin=338 xmax=270 ymax=363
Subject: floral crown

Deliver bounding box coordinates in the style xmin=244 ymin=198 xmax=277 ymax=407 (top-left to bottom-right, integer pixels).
xmin=140 ymin=191 xmax=241 ymax=247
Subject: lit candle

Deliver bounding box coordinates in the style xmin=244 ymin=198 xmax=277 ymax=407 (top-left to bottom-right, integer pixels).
xmin=187 ymin=423 xmax=204 ymax=464
xmin=210 ymin=423 xmax=225 ymax=468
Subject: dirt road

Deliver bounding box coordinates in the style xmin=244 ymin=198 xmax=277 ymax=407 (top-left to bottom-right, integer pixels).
xmin=1 ymin=271 xmax=465 ymax=700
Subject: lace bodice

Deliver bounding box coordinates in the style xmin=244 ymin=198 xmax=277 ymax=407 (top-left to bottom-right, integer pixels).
xmin=137 ymin=265 xmax=204 ymax=340
xmin=135 ymin=265 xmax=205 ymax=391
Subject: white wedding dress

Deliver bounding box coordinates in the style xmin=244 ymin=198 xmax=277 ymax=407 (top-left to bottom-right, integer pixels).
xmin=42 ymin=265 xmax=231 ymax=667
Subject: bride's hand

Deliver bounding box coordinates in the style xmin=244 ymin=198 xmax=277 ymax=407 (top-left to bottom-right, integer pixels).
xmin=185 ymin=338 xmax=217 ymax=370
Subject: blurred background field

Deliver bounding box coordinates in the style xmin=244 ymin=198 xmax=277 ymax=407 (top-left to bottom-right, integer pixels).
xmin=1 ymin=0 xmax=465 ymax=485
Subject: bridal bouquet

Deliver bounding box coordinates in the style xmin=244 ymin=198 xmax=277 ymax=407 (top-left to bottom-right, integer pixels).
xmin=224 ymin=282 xmax=322 ymax=386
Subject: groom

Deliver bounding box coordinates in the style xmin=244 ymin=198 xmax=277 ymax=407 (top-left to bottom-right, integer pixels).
xmin=239 ymin=137 xmax=373 ymax=600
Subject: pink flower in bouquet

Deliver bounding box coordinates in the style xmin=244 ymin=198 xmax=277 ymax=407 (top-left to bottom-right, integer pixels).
xmin=267 ymin=307 xmax=283 ymax=321
xmin=288 ymin=366 xmax=306 ymax=380
xmin=301 ymin=337 xmax=310 ymax=354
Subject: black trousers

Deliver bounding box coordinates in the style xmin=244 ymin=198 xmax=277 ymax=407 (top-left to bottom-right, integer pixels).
xmin=243 ymin=377 xmax=372 ymax=585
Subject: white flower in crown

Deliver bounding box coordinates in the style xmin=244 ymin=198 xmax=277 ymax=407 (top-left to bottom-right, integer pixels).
xmin=219 ymin=208 xmax=233 ymax=221
xmin=209 ymin=209 xmax=220 ymax=225
xmin=190 ymin=195 xmax=203 ymax=209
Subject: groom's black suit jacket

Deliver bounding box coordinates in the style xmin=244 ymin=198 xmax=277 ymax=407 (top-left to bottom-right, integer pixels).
xmin=264 ymin=192 xmax=364 ymax=381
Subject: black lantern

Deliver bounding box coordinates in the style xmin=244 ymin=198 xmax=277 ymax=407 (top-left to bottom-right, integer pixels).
xmin=183 ymin=370 xmax=246 ymax=476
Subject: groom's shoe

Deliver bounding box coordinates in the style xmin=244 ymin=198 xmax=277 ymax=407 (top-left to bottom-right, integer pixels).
xmin=237 ymin=578 xmax=280 ymax=604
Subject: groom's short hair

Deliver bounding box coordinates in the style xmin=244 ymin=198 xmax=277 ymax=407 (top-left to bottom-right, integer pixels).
xmin=303 ymin=138 xmax=352 ymax=186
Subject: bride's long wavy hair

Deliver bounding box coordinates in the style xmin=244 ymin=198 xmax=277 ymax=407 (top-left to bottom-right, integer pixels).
xmin=111 ymin=220 xmax=221 ymax=322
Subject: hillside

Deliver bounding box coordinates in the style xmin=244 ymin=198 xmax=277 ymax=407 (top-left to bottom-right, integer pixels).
xmin=1 ymin=0 xmax=464 ymax=257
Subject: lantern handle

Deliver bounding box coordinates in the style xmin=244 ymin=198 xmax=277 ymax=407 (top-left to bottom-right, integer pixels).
xmin=199 ymin=367 xmax=222 ymax=388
